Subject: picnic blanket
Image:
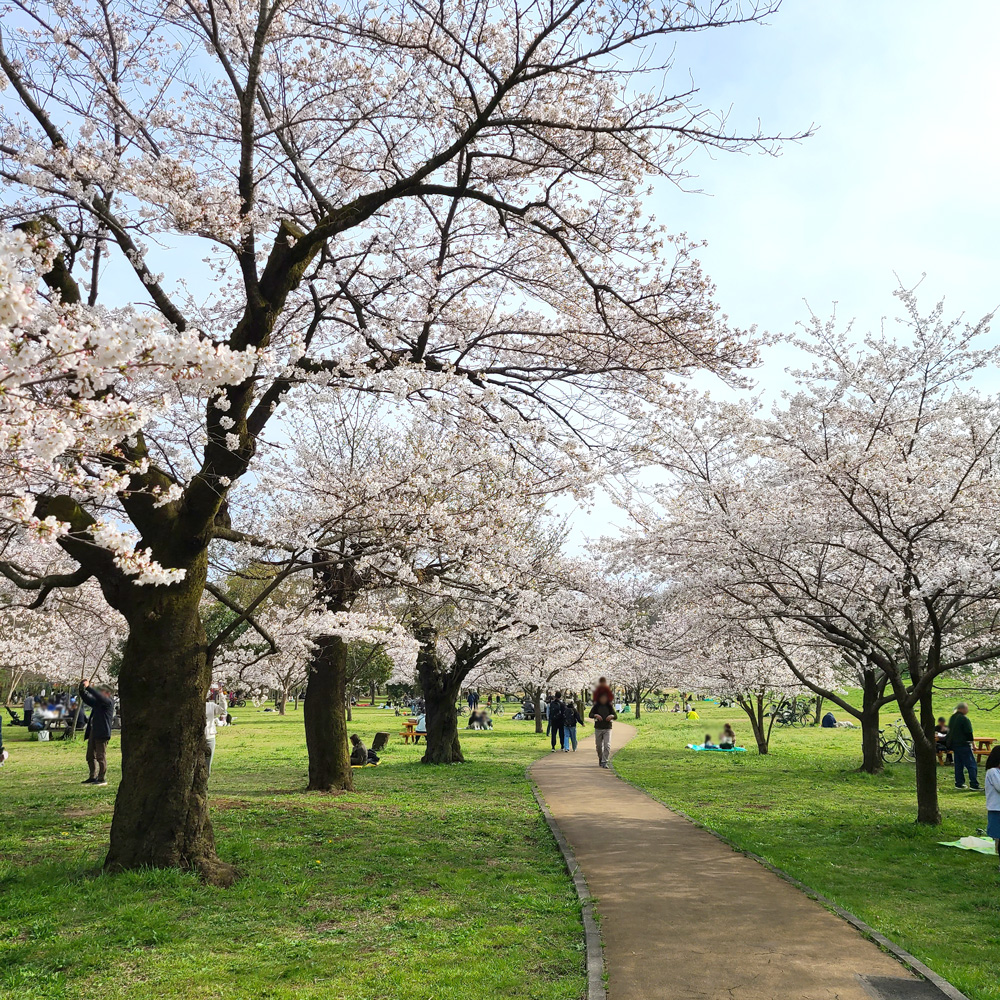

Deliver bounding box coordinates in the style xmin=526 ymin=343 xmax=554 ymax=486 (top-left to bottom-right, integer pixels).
xmin=938 ymin=836 xmax=996 ymax=855
xmin=685 ymin=744 xmax=747 ymax=753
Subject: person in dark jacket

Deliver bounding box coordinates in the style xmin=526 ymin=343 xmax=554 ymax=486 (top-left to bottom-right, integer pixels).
xmin=349 ymin=733 xmax=368 ymax=767
xmin=563 ymin=699 xmax=585 ymax=751
xmin=588 ymin=690 xmax=617 ymax=767
xmin=946 ymin=703 xmax=981 ymax=790
xmin=547 ymin=692 xmax=566 ymax=751
xmin=79 ymin=680 xmax=115 ymax=786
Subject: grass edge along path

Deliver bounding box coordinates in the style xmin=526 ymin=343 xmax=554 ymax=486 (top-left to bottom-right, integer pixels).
xmin=0 ymin=708 xmax=587 ymax=1000
xmin=613 ymin=705 xmax=1000 ymax=1000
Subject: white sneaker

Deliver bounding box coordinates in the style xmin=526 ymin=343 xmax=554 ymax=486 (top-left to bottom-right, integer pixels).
xmin=0 ymin=748 xmax=8 ymax=765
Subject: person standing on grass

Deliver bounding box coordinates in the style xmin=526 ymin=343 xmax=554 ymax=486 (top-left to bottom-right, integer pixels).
xmin=205 ymin=692 xmax=227 ymax=777
xmin=985 ymin=747 xmax=1000 ymax=867
xmin=589 ymin=689 xmax=617 ymax=768
xmin=79 ymin=679 xmax=114 ymax=786
xmin=946 ymin=702 xmax=981 ymax=790
xmin=548 ymin=691 xmax=566 ymax=751
xmin=564 ymin=699 xmax=585 ymax=752
xmin=22 ymin=691 xmax=34 ymax=725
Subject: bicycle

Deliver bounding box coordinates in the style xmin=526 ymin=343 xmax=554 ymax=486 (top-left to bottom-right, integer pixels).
xmin=768 ymin=697 xmax=813 ymax=727
xmin=878 ymin=721 xmax=914 ymax=763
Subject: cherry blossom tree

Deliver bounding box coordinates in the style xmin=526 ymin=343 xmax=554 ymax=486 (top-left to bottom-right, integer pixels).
xmin=0 ymin=0 xmax=793 ymax=878
xmin=635 ymin=293 xmax=1000 ymax=820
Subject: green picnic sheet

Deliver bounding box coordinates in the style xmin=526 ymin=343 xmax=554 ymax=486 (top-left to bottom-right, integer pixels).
xmin=938 ymin=836 xmax=997 ymax=855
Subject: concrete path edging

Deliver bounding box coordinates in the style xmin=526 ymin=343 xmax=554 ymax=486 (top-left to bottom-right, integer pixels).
xmin=608 ymin=725 xmax=972 ymax=1000
xmin=529 ymin=770 xmax=607 ymax=1000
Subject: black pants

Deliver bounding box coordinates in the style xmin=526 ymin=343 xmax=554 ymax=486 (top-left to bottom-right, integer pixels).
xmin=550 ymin=723 xmax=564 ymax=749
xmin=23 ymin=710 xmax=31 ymax=724
xmin=86 ymin=735 xmax=108 ymax=780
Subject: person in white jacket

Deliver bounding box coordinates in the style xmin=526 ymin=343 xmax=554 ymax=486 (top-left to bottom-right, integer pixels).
xmin=985 ymin=746 xmax=1000 ymax=866
xmin=205 ymin=693 xmax=227 ymax=777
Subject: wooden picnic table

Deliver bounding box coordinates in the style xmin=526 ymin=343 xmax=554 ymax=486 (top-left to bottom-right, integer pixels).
xmin=974 ymin=737 xmax=996 ymax=763
xmin=400 ymin=718 xmax=419 ymax=744
xmin=938 ymin=736 xmax=997 ymax=765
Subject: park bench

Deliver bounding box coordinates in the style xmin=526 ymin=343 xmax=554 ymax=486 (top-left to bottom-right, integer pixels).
xmin=399 ymin=718 xmax=420 ymax=743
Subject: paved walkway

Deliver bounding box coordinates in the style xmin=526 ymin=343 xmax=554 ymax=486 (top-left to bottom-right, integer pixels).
xmin=532 ymin=723 xmax=933 ymax=1000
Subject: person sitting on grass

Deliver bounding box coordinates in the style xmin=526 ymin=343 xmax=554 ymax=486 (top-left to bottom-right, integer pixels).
xmin=686 ymin=707 xmax=700 ymax=720
xmin=349 ymin=734 xmax=368 ymax=767
xmin=703 ymin=733 xmax=717 ymax=749
xmin=719 ymin=724 xmax=736 ymax=749
xmin=985 ymin=746 xmax=1000 ymax=867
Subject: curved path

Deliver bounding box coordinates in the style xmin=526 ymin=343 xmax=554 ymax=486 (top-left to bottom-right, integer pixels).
xmin=532 ymin=723 xmax=941 ymax=1000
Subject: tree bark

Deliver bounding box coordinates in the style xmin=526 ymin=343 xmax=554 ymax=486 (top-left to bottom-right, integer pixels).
xmin=859 ymin=708 xmax=884 ymax=775
xmin=737 ymin=692 xmax=770 ymax=754
xmin=896 ymin=687 xmax=941 ymax=825
xmin=858 ymin=673 xmax=885 ymax=775
xmin=106 ymin=580 xmax=235 ymax=886
xmin=634 ymin=689 xmax=641 ymax=720
xmin=417 ymin=643 xmax=464 ymax=764
xmin=303 ymin=636 xmax=354 ymax=792
xmin=812 ymin=695 xmax=824 ymax=726
xmin=534 ymin=688 xmax=544 ymax=734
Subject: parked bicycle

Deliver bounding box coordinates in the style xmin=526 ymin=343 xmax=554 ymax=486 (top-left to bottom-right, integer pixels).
xmin=878 ymin=720 xmax=915 ymax=763
xmin=768 ymin=697 xmax=814 ymax=727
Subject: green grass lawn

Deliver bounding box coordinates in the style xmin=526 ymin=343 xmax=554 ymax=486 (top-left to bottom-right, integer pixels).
xmin=0 ymin=707 xmax=585 ymax=1000
xmin=614 ymin=698 xmax=1000 ymax=1000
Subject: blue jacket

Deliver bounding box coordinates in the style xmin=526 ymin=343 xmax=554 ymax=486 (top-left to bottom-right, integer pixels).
xmin=79 ymin=683 xmax=114 ymax=741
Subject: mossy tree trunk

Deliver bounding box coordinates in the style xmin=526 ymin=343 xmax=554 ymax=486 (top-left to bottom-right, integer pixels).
xmin=417 ymin=642 xmax=464 ymax=764
xmin=304 ymin=553 xmax=361 ymax=792
xmin=304 ymin=635 xmax=353 ymax=791
xmin=106 ymin=556 xmax=235 ymax=885
xmin=415 ymin=631 xmax=495 ymax=764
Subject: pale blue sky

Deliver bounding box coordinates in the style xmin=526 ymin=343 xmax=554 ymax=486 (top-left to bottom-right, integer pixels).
xmin=652 ymin=0 xmax=1000 ymax=355
xmin=569 ymin=0 xmax=1000 ymax=544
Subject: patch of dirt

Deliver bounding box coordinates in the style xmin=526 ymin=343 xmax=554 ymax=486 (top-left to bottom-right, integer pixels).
xmin=62 ymin=806 xmax=105 ymax=819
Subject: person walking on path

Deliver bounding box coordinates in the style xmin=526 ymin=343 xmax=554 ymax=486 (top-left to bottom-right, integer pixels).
xmin=547 ymin=691 xmax=566 ymax=751
xmin=564 ymin=699 xmax=585 ymax=751
xmin=589 ymin=689 xmax=617 ymax=767
xmin=592 ymin=676 xmax=613 ymax=706
xmin=985 ymin=747 xmax=1000 ymax=865
xmin=22 ymin=691 xmax=34 ymax=725
xmin=947 ymin=702 xmax=981 ymax=790
xmin=79 ymin=679 xmax=114 ymax=786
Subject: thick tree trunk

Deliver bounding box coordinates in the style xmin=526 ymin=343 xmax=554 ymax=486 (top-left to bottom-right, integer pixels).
xmin=277 ymin=691 xmax=287 ymax=716
xmin=106 ymin=584 xmax=234 ymax=885
xmin=304 ymin=636 xmax=354 ymax=792
xmin=417 ymin=646 xmax=464 ymax=764
xmin=634 ymin=690 xmax=641 ymax=720
xmin=859 ymin=708 xmax=884 ymax=775
xmin=534 ymin=689 xmax=544 ymax=734
xmin=858 ymin=674 xmax=885 ymax=775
